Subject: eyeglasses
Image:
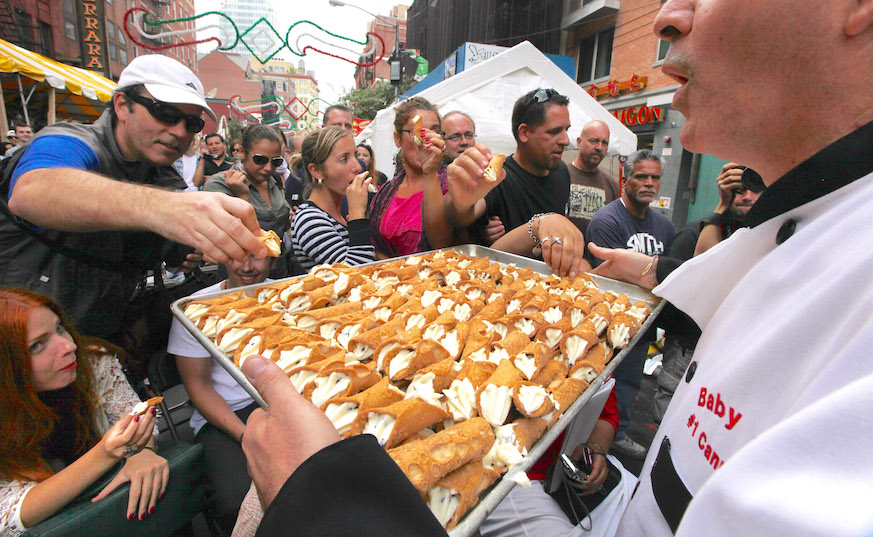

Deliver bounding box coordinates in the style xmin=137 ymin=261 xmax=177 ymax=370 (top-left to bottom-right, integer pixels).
xmin=126 ymin=93 xmax=205 ymax=134
xmin=445 ymin=132 xmax=476 ymax=143
xmin=251 ymin=154 xmax=284 ymax=168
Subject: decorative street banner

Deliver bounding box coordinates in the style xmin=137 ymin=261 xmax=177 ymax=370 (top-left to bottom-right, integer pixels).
xmin=78 ymin=0 xmax=108 ymax=75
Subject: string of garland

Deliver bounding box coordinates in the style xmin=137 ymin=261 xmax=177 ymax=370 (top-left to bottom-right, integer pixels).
xmin=123 ymin=8 xmax=386 ymax=67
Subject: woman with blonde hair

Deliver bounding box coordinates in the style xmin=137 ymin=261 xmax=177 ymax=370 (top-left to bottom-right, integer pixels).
xmin=291 ymin=127 xmax=375 ymax=272
xmin=0 ymin=289 xmax=167 ymax=534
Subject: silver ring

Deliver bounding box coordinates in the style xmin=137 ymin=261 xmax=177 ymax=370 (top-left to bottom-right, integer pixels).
xmin=541 ymin=236 xmax=552 ymax=243
xmin=552 ymin=237 xmax=564 ymax=245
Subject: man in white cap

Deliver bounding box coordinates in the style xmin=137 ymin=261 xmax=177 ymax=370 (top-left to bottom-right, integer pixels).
xmin=0 ymin=54 xmax=266 ymax=341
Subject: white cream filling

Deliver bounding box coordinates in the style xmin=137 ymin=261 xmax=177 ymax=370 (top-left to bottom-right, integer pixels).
xmin=571 ymin=366 xmax=598 ymax=383
xmin=439 ymin=332 xmax=460 ymax=358
xmin=295 ymin=316 xmax=318 ymax=333
xmin=256 ymin=289 xmax=276 ymax=303
xmin=543 ymin=307 xmax=563 ymax=324
xmin=609 ymin=324 xmax=631 ymax=348
xmin=437 ymin=298 xmax=455 ymax=314
xmin=376 ymin=342 xmax=399 ymax=373
xmin=514 ymin=318 xmax=537 ymax=337
xmin=467 ymin=347 xmax=488 ymax=362
xmin=564 ymin=335 xmax=588 ymax=365
xmin=590 ymin=314 xmax=608 ymax=335
xmin=517 ymin=385 xmax=548 ymax=414
xmin=312 ymin=267 xmax=338 ymax=282
xmin=427 ymin=487 xmax=460 ymax=528
xmin=279 ymin=281 xmax=304 ymax=303
xmin=289 ymin=369 xmax=318 ymax=393
xmin=506 ymin=299 xmax=522 ymax=314
xmin=466 ymin=288 xmax=485 ymax=300
xmin=373 ymin=307 xmax=392 ymax=322
xmin=362 ymin=412 xmax=396 ymax=446
xmin=276 ymin=347 xmax=312 ymax=373
xmin=545 ymin=328 xmax=564 ymax=349
xmin=201 ymin=316 xmax=220 ymax=338
xmin=215 ymin=310 xmax=247 ymax=334
xmin=184 ymin=303 xmax=209 ymax=322
xmin=397 ymin=283 xmax=413 ymax=295
xmin=375 ymin=275 xmax=400 ymax=288
xmin=489 ymin=347 xmax=510 ymax=364
xmin=405 ymin=373 xmax=444 ymax=408
xmin=336 ymin=324 xmax=361 ymax=350
xmin=443 ymin=378 xmax=476 ymax=421
xmin=406 ymin=314 xmax=427 ymax=331
xmin=457 ymin=259 xmax=472 ymax=269
xmin=569 ymin=309 xmax=585 ymax=328
xmin=217 ymin=328 xmax=252 ymax=353
xmin=484 ymin=424 xmax=523 ymax=468
xmin=453 ymin=303 xmax=473 ymax=322
xmin=310 ymin=372 xmax=351 ymax=409
xmin=514 ymin=354 xmax=537 ymax=380
xmin=351 ymin=343 xmax=375 ymax=362
xmin=260 ymin=347 xmax=274 ymax=360
xmin=479 ymin=384 xmax=512 ymax=427
xmin=404 ymin=255 xmax=422 ymax=265
xmin=362 ymin=296 xmax=382 ymax=310
xmin=333 ymin=273 xmax=350 ymax=297
xmin=445 ymin=271 xmax=462 ymax=287
xmin=318 ymin=321 xmax=342 ymax=340
xmin=564 ymin=288 xmax=580 ymax=300
xmin=523 ymin=280 xmax=536 ymax=290
xmin=493 ymin=323 xmax=509 ymax=340
xmin=324 ymin=401 xmax=358 ymax=435
xmin=239 ymin=335 xmax=262 ymax=362
xmin=286 ymin=296 xmax=311 ymax=314
xmin=421 ymin=289 xmax=442 ymax=308
xmin=388 ymin=348 xmax=416 ymax=380
xmin=423 ymin=324 xmax=446 ymax=341
xmin=627 ymin=305 xmax=649 ymax=323
xmin=348 ymin=286 xmax=363 ymax=303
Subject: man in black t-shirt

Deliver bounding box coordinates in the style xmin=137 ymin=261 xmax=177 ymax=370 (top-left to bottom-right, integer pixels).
xmin=445 ymin=88 xmax=589 ymax=278
xmin=193 ymin=132 xmax=237 ymax=188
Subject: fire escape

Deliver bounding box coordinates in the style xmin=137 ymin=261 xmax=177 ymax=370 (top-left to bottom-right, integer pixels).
xmin=0 ymin=0 xmax=52 ymax=55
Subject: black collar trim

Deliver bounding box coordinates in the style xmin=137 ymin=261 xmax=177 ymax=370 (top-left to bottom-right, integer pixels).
xmin=744 ymin=120 xmax=873 ymax=228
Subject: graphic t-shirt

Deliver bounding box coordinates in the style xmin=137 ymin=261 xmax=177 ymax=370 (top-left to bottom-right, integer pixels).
xmin=566 ymin=164 xmax=619 ymax=238
xmin=586 ymin=198 xmax=676 ymax=267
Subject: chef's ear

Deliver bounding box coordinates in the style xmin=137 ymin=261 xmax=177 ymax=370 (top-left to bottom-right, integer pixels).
xmin=845 ymin=0 xmax=873 ymax=36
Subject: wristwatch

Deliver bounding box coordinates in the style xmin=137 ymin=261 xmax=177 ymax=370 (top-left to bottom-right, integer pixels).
xmin=702 ymin=211 xmax=726 ymax=227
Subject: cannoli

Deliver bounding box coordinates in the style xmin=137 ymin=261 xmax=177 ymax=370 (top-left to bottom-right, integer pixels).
xmin=257 ymin=327 xmax=324 ymax=361
xmin=294 ymin=302 xmax=363 ymax=333
xmin=541 ymin=301 xmax=569 ymax=324
xmin=215 ymin=314 xmax=283 ymax=355
xmin=512 ymin=381 xmax=555 ymax=418
xmin=609 ymin=293 xmax=632 ymax=315
xmin=583 ymin=340 xmax=612 ymax=368
xmin=198 ymin=298 xmax=259 ymax=337
xmin=347 ymin=315 xmax=408 ymax=363
xmin=536 ymin=317 xmax=573 ymax=351
xmin=547 ymin=377 xmax=589 ymax=425
xmin=455 ymin=360 xmax=497 ymax=391
xmin=460 ymin=320 xmax=498 ymax=362
xmin=626 ymin=301 xmax=652 ymax=324
xmin=427 ymin=460 xmax=500 ymax=529
xmin=326 ymin=377 xmax=405 ymax=437
xmin=489 ymin=318 xmax=511 ymax=341
xmin=483 ymin=153 xmax=505 ymax=183
xmin=422 ymin=311 xmax=458 ymax=341
xmin=388 ymin=417 xmax=495 ymax=494
xmin=484 ymin=417 xmax=548 ymax=470
xmin=287 ymin=355 xmax=346 ymax=395
xmin=374 ymin=325 xmax=424 ymax=373
xmin=470 ymin=295 xmax=505 ymax=324
xmin=521 ymin=294 xmax=548 ymax=315
xmin=183 ymin=290 xmax=244 ymax=323
xmin=385 ymin=339 xmax=450 ymax=381
xmin=362 ymin=397 xmax=449 ymax=449
xmin=129 ymin=396 xmax=164 ymax=416
xmin=443 ymin=376 xmax=478 ymax=422
xmin=436 ymin=321 xmax=469 ymax=360
xmin=404 ymin=305 xmax=441 ymax=332
xmin=276 ymin=275 xmax=330 ymax=307
xmin=509 ymin=312 xmax=544 ymax=339
xmin=443 ymin=269 xmax=471 ymax=288
xmin=308 ymin=264 xmax=341 ymax=282
xmin=530 ymin=359 xmax=569 ymax=387
xmin=308 ymin=362 xmax=381 ymax=409
xmin=413 ymin=358 xmax=461 ymax=393
xmin=560 ymin=322 xmax=601 ymax=366
xmin=488 ymin=331 xmax=531 ymax=364
xmin=411 ymin=114 xmax=425 ymax=145
xmin=569 ymin=359 xmax=602 ymax=383
xmin=256 ymin=229 xmax=281 ymax=257
xmin=475 ymin=359 xmax=523 ymax=427
xmin=567 ymin=299 xmax=591 ymax=328
xmin=315 ymin=309 xmax=371 ymax=340
xmin=452 ymin=298 xmax=485 ymax=323
xmin=608 ymin=311 xmax=641 ymax=349
xmin=346 ymin=281 xmax=379 ymax=304
xmin=332 ymin=271 xmax=367 ymax=300
xmin=513 ymin=341 xmax=553 ymax=381
xmin=283 ymin=286 xmax=334 ymax=314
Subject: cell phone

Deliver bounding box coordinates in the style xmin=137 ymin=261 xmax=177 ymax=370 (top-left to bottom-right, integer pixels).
xmin=560 ymin=453 xmax=589 ymax=484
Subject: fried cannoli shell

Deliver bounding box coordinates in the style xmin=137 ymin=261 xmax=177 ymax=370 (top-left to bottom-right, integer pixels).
xmin=512 ymin=381 xmax=555 ymax=418
xmin=508 ymin=312 xmax=544 ymax=339
xmin=609 ymin=293 xmax=632 ymax=313
xmin=362 ymin=398 xmax=450 ymax=449
xmin=489 ymin=330 xmax=531 ymax=362
xmin=511 ymin=416 xmax=549 ymax=453
xmin=430 ymin=460 xmax=501 ymax=530
xmin=430 ymin=310 xmax=460 ymax=332
xmin=295 ymin=301 xmax=363 ymax=329
xmin=315 ymin=309 xmax=371 ymax=340
xmin=334 ymin=378 xmax=406 ymax=437
xmin=452 ymin=298 xmax=485 ymax=323
xmin=560 ymin=323 xmax=601 ymax=365
xmin=521 ymin=294 xmax=548 ymax=314
xmin=332 ymin=271 xmax=367 ymax=299
xmin=535 ymin=317 xmax=574 ymax=350
xmin=475 ymin=359 xmax=523 ymax=426
xmin=252 ymin=282 xmax=292 ymax=304
xmin=185 ymin=290 xmax=243 ymax=312
xmin=513 ymin=341 xmax=553 ymax=381
xmin=608 ymin=311 xmax=641 ymax=349
xmin=404 ymin=305 xmax=441 ymax=331
xmin=569 ymin=359 xmax=603 ymax=384
xmin=436 ymin=321 xmax=469 ymax=360
xmin=460 ymin=320 xmax=499 ymax=361
xmin=349 ymin=315 xmax=407 ymax=352
xmin=306 ymin=362 xmax=381 ymax=407
xmin=531 ymin=359 xmax=569 ymax=387
xmin=197 ymin=298 xmax=259 ymax=330
xmin=386 ymin=339 xmax=450 ymax=381
xmin=388 ymin=417 xmax=496 ymax=494
xmin=215 ymin=315 xmax=282 ymax=354
xmin=416 ymin=358 xmax=461 ymax=393
xmin=504 ymin=291 xmax=533 ymax=315
xmin=287 ymin=355 xmax=346 ymax=395
xmin=583 ymin=341 xmax=612 ymax=368
xmin=470 ymin=295 xmax=506 ymax=323
xmin=547 ymin=377 xmax=589 ymax=424
xmin=456 ymin=360 xmax=497 ymax=390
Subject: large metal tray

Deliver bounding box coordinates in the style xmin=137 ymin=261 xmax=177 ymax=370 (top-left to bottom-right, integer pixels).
xmin=170 ymin=245 xmax=663 ymax=535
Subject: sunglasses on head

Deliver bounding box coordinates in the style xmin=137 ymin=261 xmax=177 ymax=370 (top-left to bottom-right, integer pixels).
xmin=251 ymin=154 xmax=284 ymax=168
xmin=126 ymin=93 xmax=205 ymax=134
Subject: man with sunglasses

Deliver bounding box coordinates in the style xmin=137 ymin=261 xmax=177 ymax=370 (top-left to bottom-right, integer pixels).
xmin=0 ymin=54 xmax=265 ymax=342
xmin=445 ymin=88 xmax=588 ymax=278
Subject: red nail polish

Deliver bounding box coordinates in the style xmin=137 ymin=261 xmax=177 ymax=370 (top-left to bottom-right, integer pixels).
xmin=149 ymin=507 xmax=155 ymax=514
xmin=151 ymin=407 xmax=157 ymax=415
xmin=128 ymin=513 xmax=134 ymax=520
xmin=134 ymin=415 xmax=140 ymax=423
xmin=159 ymin=493 xmax=165 ymax=500
xmin=140 ymin=514 xmax=146 ymax=521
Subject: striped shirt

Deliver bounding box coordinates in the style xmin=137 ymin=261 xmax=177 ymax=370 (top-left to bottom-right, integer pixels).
xmin=291 ymin=202 xmax=376 ymax=271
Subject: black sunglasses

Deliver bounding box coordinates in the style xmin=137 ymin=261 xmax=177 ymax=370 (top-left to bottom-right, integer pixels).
xmin=126 ymin=93 xmax=205 ymax=134
xmin=251 ymin=154 xmax=284 ymax=168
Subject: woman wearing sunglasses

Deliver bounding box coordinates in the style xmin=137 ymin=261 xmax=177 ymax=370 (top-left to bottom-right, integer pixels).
xmin=291 ymin=127 xmax=375 ymax=272
xmin=203 ymin=125 xmax=290 ymax=240
xmin=0 ymin=289 xmax=167 ymax=533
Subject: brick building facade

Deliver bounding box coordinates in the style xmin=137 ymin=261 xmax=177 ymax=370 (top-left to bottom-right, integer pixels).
xmin=353 ymin=5 xmax=407 ymax=89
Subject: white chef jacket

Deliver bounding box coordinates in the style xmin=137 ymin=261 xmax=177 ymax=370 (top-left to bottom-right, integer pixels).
xmin=617 ymin=127 xmax=873 ymax=537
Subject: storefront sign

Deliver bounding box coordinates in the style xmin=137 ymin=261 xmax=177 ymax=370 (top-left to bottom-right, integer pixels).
xmin=611 ymin=105 xmax=664 ymax=126
xmin=463 ymin=43 xmax=506 ymax=70
xmin=587 ymin=74 xmax=647 ymax=99
xmin=77 ymin=0 xmax=108 ymax=75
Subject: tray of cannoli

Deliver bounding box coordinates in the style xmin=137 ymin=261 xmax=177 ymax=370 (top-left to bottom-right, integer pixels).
xmin=171 ymin=245 xmax=664 ymax=535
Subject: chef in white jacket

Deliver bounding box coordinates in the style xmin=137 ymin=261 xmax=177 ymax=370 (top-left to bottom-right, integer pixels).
xmin=587 ymin=1 xmax=873 ymax=536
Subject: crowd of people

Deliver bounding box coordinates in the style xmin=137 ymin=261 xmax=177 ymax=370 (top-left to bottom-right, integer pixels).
xmin=2 ymin=0 xmax=873 ymax=535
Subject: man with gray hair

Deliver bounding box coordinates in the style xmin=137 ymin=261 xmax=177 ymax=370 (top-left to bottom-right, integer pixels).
xmin=441 ymin=111 xmax=477 ymax=163
xmin=586 ymin=148 xmax=675 ymax=458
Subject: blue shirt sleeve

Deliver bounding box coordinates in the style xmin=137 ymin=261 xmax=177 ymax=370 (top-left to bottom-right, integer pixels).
xmin=8 ymin=135 xmax=99 ymax=201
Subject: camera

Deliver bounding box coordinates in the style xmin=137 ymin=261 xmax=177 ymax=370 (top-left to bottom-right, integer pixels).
xmin=560 ymin=450 xmax=593 ymax=489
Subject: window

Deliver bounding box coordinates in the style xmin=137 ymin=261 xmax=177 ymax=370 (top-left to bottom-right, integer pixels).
xmin=63 ymin=0 xmax=75 ymax=15
xmin=656 ymin=39 xmax=671 ymax=64
xmin=576 ymin=27 xmax=614 ymax=84
xmin=65 ymin=20 xmax=77 ymax=40
xmin=120 ymin=48 xmax=128 ymax=63
xmin=118 ymin=27 xmax=126 ymax=45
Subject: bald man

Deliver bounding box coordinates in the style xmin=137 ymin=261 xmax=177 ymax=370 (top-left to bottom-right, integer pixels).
xmin=567 ymin=120 xmax=619 ymax=238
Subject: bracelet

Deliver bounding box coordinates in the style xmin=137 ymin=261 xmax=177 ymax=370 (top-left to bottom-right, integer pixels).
xmin=527 ymin=212 xmax=555 ymax=245
xmin=142 ymin=445 xmax=157 ymax=454
xmin=641 ymin=255 xmax=659 ymax=287
xmin=585 ymin=441 xmax=607 ymax=458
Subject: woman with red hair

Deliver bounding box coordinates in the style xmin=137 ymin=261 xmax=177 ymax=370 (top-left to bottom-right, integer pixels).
xmin=0 ymin=289 xmax=168 ymax=534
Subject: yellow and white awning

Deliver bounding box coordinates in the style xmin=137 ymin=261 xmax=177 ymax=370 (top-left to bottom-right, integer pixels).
xmin=0 ymin=38 xmax=116 ymax=101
